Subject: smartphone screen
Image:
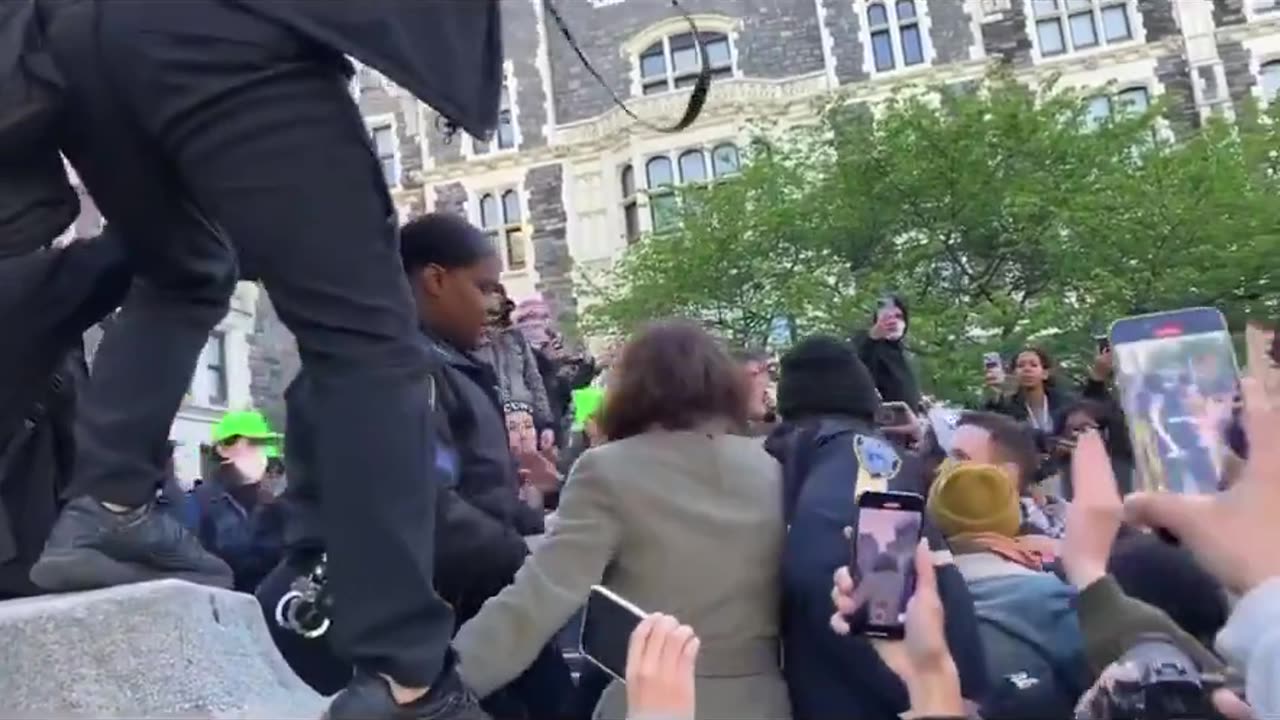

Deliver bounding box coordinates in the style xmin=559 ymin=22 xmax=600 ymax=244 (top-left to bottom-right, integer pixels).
xmin=580 ymin=586 xmax=645 ymax=681
xmin=1111 ymin=308 xmax=1239 ymax=495
xmin=850 ymin=491 xmax=924 ymax=639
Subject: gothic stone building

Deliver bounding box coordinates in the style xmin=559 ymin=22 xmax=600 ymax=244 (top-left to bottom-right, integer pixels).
xmin=249 ymin=0 xmax=1280 ymax=422
xmin=350 ymin=0 xmax=1280 ymax=329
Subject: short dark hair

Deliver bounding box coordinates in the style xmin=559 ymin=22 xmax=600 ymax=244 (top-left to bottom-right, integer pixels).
xmin=598 ymin=320 xmax=749 ymax=442
xmin=956 ymin=411 xmax=1039 ymax=489
xmin=400 ymin=213 xmax=494 ymax=272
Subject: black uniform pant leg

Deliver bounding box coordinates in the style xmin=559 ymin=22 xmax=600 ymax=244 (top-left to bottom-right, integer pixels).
xmin=83 ymin=0 xmax=454 ymax=686
xmin=45 ymin=1 xmax=239 ymax=509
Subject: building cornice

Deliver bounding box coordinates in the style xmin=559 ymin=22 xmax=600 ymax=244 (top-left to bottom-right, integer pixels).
xmin=1216 ymin=14 xmax=1280 ymax=44
xmin=1020 ymin=37 xmax=1182 ymax=84
xmin=413 ymin=40 xmax=1191 ymax=187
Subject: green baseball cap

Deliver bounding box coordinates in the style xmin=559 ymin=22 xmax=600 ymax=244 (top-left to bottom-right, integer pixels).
xmin=571 ymin=387 xmax=605 ymax=431
xmin=211 ymin=410 xmax=281 ymax=445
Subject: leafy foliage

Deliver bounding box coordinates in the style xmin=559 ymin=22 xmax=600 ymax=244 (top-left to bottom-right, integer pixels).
xmin=582 ymin=73 xmax=1280 ymax=399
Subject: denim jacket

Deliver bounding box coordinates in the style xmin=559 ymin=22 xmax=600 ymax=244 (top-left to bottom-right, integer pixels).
xmin=192 ymin=465 xmax=285 ymax=592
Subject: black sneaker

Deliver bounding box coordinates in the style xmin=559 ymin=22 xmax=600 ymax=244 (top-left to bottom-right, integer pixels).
xmin=326 ymin=658 xmax=489 ymax=720
xmin=29 ymin=495 xmax=233 ymax=592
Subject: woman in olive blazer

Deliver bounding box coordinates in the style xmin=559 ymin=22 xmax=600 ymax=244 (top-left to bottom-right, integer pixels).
xmin=454 ymin=321 xmax=790 ymax=720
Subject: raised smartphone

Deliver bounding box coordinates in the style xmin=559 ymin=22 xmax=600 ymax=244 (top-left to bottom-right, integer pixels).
xmin=1110 ymin=308 xmax=1238 ymax=495
xmin=850 ymin=490 xmax=925 ymax=640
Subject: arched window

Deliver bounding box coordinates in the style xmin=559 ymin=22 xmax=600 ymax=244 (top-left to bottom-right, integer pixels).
xmin=639 ymin=31 xmax=733 ymax=95
xmin=1115 ymin=86 xmax=1150 ymax=116
xmin=474 ymin=83 xmax=516 ymax=155
xmin=867 ymin=0 xmax=925 ymax=73
xmin=646 ymin=156 xmax=674 ymax=188
xmin=1083 ymin=86 xmax=1150 ymax=131
xmin=645 ymin=156 xmax=678 ymax=231
xmin=633 ymin=144 xmax=742 ymax=236
xmin=679 ymin=149 xmax=707 ymax=183
xmin=478 ymin=190 xmax=527 ymax=271
xmin=621 ymin=165 xmax=640 ymax=244
xmin=1262 ymin=60 xmax=1280 ymax=104
xmin=711 ymin=144 xmax=741 ymax=177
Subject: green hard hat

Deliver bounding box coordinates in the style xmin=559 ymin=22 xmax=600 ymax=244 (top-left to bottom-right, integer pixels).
xmin=211 ymin=410 xmax=280 ymax=445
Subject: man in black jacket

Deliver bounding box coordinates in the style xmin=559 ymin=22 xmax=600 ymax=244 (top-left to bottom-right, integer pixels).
xmin=25 ymin=1 xmax=501 ymax=717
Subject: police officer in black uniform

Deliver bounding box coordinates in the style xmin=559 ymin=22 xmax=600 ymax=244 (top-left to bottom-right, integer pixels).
xmin=20 ymin=1 xmax=502 ymax=717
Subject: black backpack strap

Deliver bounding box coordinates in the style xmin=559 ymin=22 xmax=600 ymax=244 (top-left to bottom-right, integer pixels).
xmin=543 ymin=0 xmax=710 ymax=134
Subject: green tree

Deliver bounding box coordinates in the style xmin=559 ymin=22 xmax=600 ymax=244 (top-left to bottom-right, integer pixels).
xmin=578 ymin=135 xmax=862 ymax=349
xmin=584 ymin=73 xmax=1280 ymax=399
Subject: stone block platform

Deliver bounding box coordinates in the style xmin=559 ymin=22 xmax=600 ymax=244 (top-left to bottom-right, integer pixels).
xmin=0 ymin=580 xmax=326 ymax=719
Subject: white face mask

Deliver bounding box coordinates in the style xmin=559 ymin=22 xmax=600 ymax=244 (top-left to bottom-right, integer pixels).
xmin=229 ymin=448 xmax=268 ymax=484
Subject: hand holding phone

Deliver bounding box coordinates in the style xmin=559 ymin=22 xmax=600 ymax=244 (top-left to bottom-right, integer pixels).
xmin=1110 ymin=308 xmax=1239 ymax=496
xmin=875 ymin=401 xmax=915 ymax=428
xmin=982 ymin=353 xmax=1004 ymax=389
xmin=625 ymin=614 xmax=700 ymax=719
xmin=831 ymin=539 xmax=965 ymax=715
xmin=848 ymin=491 xmax=925 ymax=639
xmin=581 ymin=586 xmax=646 ymax=680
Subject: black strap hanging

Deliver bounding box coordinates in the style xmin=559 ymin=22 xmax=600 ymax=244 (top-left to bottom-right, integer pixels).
xmin=440 ymin=0 xmax=713 ymax=143
xmin=544 ymin=0 xmax=711 ymax=133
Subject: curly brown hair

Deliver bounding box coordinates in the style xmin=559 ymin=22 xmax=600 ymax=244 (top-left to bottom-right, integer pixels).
xmin=598 ymin=320 xmax=749 ymax=442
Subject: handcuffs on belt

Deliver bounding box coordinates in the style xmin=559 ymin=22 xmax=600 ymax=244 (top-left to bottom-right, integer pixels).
xmin=273 ymin=553 xmax=333 ymax=639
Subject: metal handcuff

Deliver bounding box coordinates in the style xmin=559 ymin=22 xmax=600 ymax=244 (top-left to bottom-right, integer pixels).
xmin=273 ymin=553 xmax=333 ymax=639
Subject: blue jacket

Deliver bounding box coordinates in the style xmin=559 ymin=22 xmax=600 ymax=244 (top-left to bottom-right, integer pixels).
xmin=960 ymin=556 xmax=1089 ymax=718
xmin=192 ymin=466 xmax=286 ymax=593
xmin=766 ymin=417 xmax=990 ymax=720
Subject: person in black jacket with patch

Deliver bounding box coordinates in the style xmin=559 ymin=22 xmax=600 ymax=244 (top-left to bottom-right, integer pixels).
xmin=764 ymin=336 xmax=989 ymax=720
xmin=404 ymin=215 xmax=571 ymax=720
xmin=256 ymin=214 xmax=571 ymax=720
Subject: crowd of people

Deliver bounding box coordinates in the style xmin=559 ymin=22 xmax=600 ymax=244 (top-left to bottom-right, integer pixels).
xmin=2 ymin=3 xmax=1278 ymax=719
xmin=4 ymin=210 xmax=1280 ymax=720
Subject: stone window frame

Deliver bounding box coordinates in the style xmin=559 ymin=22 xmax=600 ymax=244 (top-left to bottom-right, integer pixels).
xmin=189 ymin=331 xmax=229 ymax=409
xmin=1255 ymin=57 xmax=1280 ymax=106
xmin=467 ymin=61 xmax=521 ymax=159
xmin=475 ymin=187 xmax=531 ymax=273
xmin=364 ymin=112 xmax=401 ymax=190
xmin=623 ymin=15 xmax=742 ymax=98
xmin=855 ymin=0 xmax=934 ymax=75
xmin=624 ymin=142 xmax=743 ymax=236
xmin=1025 ymin=0 xmax=1143 ymax=63
xmin=1083 ymin=84 xmax=1151 ymax=129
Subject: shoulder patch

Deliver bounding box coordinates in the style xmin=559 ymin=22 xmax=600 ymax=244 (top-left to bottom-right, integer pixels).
xmin=853 ymin=433 xmax=901 ymax=498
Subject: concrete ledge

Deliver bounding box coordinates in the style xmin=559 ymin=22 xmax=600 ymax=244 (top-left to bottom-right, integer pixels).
xmin=0 ymin=580 xmax=327 ymax=719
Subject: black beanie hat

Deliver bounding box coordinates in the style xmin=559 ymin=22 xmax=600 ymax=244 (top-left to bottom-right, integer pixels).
xmin=778 ymin=336 xmax=881 ymax=422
